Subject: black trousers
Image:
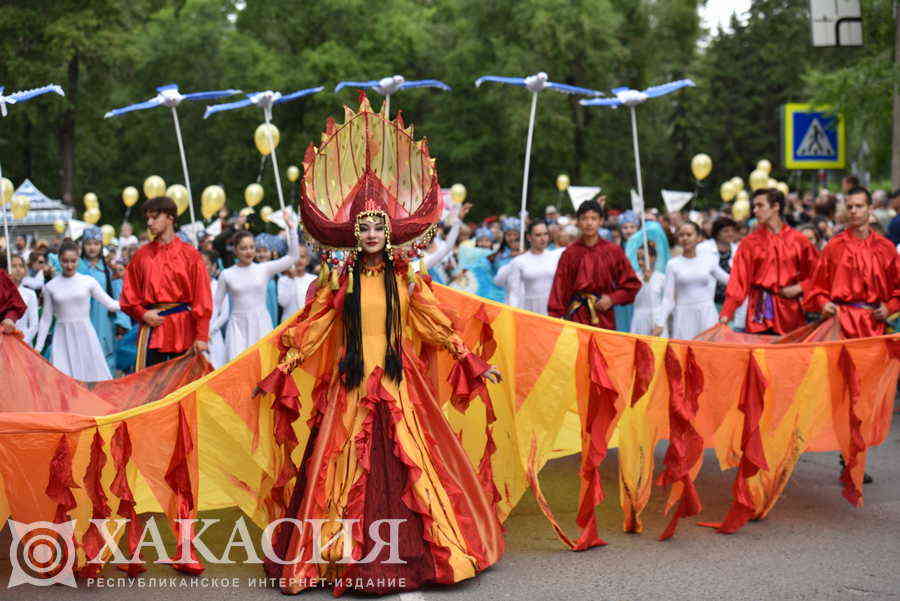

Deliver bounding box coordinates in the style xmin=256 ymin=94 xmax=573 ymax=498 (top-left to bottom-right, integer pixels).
xmin=146 ymin=348 xmax=183 ymax=367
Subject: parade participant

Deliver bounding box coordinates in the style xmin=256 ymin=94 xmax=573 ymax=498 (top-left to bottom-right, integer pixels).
xmin=0 ymin=256 xmax=27 ymax=335
xmin=21 ymin=250 xmax=51 ymax=291
xmin=422 ymin=201 xmax=470 ymax=283
xmin=35 ymin=242 xmax=121 ymax=381
xmin=257 ymin=97 xmax=502 ymax=596
xmin=120 ymin=196 xmax=213 ymax=370
xmin=548 ymin=199 xmax=641 ymax=328
xmin=719 ymin=189 xmax=819 ymax=335
xmin=78 ymin=226 xmax=118 ymax=371
xmin=630 ymin=243 xmax=666 ymax=336
xmin=489 ymin=216 xmax=523 ymax=273
xmin=254 ymin=233 xmax=283 ymax=326
xmin=804 ymin=186 xmax=900 ymax=338
xmin=494 ymin=220 xmax=562 ymax=315
xmin=457 ymin=226 xmax=506 ymax=301
xmin=618 ymin=210 xmax=639 ymax=241
xmin=212 ymin=216 xmax=299 ymax=362
xmin=654 ymin=222 xmax=730 ymax=339
xmin=200 ymin=250 xmax=228 ymax=369
xmin=117 ymin=222 xmax=139 ymax=258
xmin=4 ymin=255 xmax=39 ymax=346
xmin=276 ymin=243 xmax=316 ymax=322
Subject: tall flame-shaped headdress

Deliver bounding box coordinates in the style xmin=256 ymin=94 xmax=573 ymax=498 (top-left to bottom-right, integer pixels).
xmin=299 ymin=96 xmax=441 ymax=259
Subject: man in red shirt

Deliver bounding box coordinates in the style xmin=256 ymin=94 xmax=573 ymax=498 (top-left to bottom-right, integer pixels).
xmin=548 ymin=200 xmax=641 ymax=328
xmin=120 ymin=197 xmax=212 ymax=369
xmin=719 ymin=188 xmax=819 ymax=334
xmin=0 ymin=262 xmax=26 ymax=334
xmin=804 ymin=186 xmax=899 ymax=338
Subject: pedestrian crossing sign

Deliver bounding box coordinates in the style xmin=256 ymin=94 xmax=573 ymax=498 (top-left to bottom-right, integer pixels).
xmin=782 ymin=103 xmax=845 ymax=169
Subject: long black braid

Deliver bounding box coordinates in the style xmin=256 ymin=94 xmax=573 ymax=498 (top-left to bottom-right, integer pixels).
xmin=339 ymin=251 xmax=404 ymax=390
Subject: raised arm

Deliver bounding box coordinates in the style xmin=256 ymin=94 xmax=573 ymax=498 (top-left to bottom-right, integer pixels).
xmin=263 ymin=226 xmax=301 ymax=279
xmin=34 ymin=288 xmax=55 ymax=353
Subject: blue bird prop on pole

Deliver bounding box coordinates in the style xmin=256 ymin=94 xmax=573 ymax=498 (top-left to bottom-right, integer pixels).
xmin=105 ymin=84 xmax=241 ymax=242
xmin=0 ymin=83 xmax=65 ymax=268
xmin=204 ymin=87 xmax=324 ymax=213
xmin=475 ymin=72 xmax=602 ymax=247
xmin=581 ymin=79 xmax=695 ymax=321
xmin=334 ymin=75 xmax=451 ymax=118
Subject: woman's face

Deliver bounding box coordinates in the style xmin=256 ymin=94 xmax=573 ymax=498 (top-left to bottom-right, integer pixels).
xmin=678 ymin=224 xmax=700 ymax=250
xmin=620 ymin=221 xmax=638 ymax=240
xmin=113 ymin=263 xmax=126 ymax=279
xmin=60 ymin=250 xmax=79 ymax=277
xmin=637 ymin=249 xmax=655 ymax=272
xmin=358 ymin=216 xmax=387 ymax=254
xmin=235 ymin=236 xmax=256 ymax=265
xmin=476 ymin=236 xmax=493 ymax=249
xmin=800 ymin=228 xmax=817 ymax=247
xmin=84 ymin=239 xmax=102 ymax=260
xmin=504 ymin=228 xmax=520 ymax=250
xmin=9 ymin=256 xmax=26 ymax=283
xmin=295 ymin=246 xmax=310 ymax=272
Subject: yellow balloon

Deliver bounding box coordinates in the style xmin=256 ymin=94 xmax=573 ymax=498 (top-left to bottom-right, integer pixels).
xmin=239 ymin=206 xmax=255 ymax=217
xmin=749 ymin=169 xmax=769 ymax=191
xmin=83 ymin=191 xmax=99 ymax=209
xmin=10 ymin=195 xmax=30 ymax=220
xmin=167 ymin=184 xmax=190 ymax=216
xmin=201 ymin=185 xmax=226 ymax=220
xmin=84 ymin=207 xmax=101 ymax=224
xmin=776 ymin=181 xmax=790 ymax=197
xmin=756 ymin=159 xmax=772 ymax=175
xmin=122 ymin=186 xmax=139 ymax=208
xmin=732 ymin=198 xmax=750 ymax=222
xmin=244 ymin=183 xmax=264 ymax=207
xmin=54 ymin=219 xmax=66 ymax=234
xmin=254 ymin=123 xmax=280 ymax=156
xmin=766 ymin=178 xmax=778 ymax=189
xmin=0 ymin=177 xmax=13 ymax=206
xmin=730 ymin=176 xmax=744 ymax=190
xmin=555 ymin=174 xmax=570 ymax=192
xmin=101 ymin=224 xmax=116 ymax=246
xmin=450 ymin=183 xmax=467 ymax=203
xmin=286 ymin=165 xmax=300 ymax=183
xmin=720 ymin=181 xmax=737 ymax=202
xmin=144 ymin=175 xmax=166 ymax=199
xmin=260 ymin=205 xmax=274 ymax=223
xmin=690 ymin=153 xmax=712 ymax=180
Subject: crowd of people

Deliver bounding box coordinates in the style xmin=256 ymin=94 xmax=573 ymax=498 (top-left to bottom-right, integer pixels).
xmin=0 ymin=174 xmax=897 ymax=384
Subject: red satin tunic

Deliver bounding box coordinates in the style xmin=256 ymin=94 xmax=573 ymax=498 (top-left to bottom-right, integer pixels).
xmin=0 ymin=269 xmax=26 ymax=323
xmin=721 ymin=224 xmax=819 ymax=334
xmin=548 ymin=237 xmax=641 ymax=329
xmin=803 ymin=228 xmax=900 ymax=338
xmin=120 ymin=237 xmax=212 ymax=352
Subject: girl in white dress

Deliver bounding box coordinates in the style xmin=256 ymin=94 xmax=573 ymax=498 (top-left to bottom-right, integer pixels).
xmin=35 ymin=242 xmax=121 ymax=381
xmin=630 ymin=243 xmax=666 ymax=336
xmin=654 ymin=222 xmax=730 ymax=340
xmin=212 ymin=217 xmax=299 ymax=361
xmin=277 ymin=243 xmax=317 ymax=322
xmin=493 ymin=222 xmax=562 ymax=315
xmin=5 ymin=254 xmax=39 ymax=346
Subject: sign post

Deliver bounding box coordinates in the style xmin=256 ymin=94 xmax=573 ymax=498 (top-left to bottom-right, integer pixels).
xmin=782 ymin=103 xmax=846 ymax=170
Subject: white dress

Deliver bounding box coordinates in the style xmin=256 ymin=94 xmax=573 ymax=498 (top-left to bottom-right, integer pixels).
xmin=16 ymin=285 xmax=39 ymax=347
xmin=207 ymin=278 xmax=229 ymax=369
xmin=35 ymin=273 xmax=121 ymax=382
xmin=277 ymin=272 xmax=317 ymax=322
xmin=212 ymin=228 xmax=300 ymax=361
xmin=630 ymin=271 xmax=666 ymax=336
xmin=493 ymin=248 xmax=563 ymax=315
xmin=656 ymin=253 xmax=730 ymax=340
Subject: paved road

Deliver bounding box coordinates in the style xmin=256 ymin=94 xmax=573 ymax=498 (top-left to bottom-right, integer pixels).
xmin=4 ymin=413 xmax=898 ymax=601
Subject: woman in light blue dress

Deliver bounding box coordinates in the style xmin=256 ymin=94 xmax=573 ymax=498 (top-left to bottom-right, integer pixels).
xmin=77 ymin=227 xmax=117 ymax=373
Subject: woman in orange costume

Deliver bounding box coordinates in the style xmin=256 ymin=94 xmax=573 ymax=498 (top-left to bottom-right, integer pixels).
xmin=257 ymin=98 xmax=503 ymax=596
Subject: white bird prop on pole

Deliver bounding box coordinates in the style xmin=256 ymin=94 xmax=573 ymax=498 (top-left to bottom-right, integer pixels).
xmin=0 ymin=84 xmax=65 ymax=268
xmin=105 ymin=84 xmax=241 ymax=244
xmin=204 ymin=87 xmax=324 ymax=213
xmin=581 ymin=79 xmax=695 ymax=326
xmin=475 ymin=72 xmax=602 ymax=247
xmin=334 ymin=75 xmax=451 ymax=118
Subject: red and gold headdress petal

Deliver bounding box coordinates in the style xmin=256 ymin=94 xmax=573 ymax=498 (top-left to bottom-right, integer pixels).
xmin=299 ymin=95 xmax=440 ymax=252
